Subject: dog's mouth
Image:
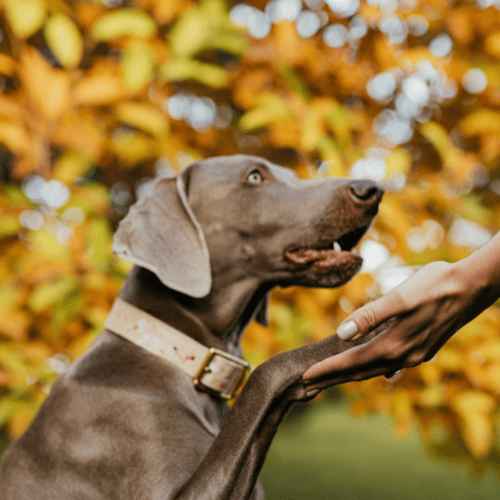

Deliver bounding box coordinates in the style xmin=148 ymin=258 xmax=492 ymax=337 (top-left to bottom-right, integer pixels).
xmin=284 ymin=225 xmax=368 ymax=282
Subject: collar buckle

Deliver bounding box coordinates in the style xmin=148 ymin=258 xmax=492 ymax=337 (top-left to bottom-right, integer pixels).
xmin=193 ymin=347 xmax=250 ymax=400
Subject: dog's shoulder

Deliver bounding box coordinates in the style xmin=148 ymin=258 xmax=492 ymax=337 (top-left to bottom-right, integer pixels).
xmin=1 ymin=330 xmax=224 ymax=498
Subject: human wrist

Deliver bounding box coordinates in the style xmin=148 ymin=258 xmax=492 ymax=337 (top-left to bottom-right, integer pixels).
xmin=453 ymin=234 xmax=500 ymax=296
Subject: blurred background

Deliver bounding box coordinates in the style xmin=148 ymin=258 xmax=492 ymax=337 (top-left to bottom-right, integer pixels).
xmin=0 ymin=0 xmax=499 ymax=498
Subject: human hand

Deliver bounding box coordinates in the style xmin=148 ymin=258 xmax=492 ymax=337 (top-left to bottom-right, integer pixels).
xmin=302 ymin=259 xmax=498 ymax=384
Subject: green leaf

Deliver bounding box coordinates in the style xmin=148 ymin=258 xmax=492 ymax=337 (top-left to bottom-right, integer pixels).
xmin=44 ymin=14 xmax=83 ymax=69
xmin=28 ymin=277 xmax=78 ymax=313
xmin=85 ymin=219 xmax=112 ymax=271
xmin=0 ymin=398 xmax=18 ymax=426
xmin=4 ymin=0 xmax=46 ymax=38
xmin=49 ymin=293 xmax=82 ymax=337
xmin=91 ymin=8 xmax=156 ymax=41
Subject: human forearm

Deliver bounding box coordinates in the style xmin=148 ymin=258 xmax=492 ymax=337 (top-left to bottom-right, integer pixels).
xmin=302 ymin=232 xmax=500 ymax=383
xmin=454 ymin=231 xmax=500 ymax=298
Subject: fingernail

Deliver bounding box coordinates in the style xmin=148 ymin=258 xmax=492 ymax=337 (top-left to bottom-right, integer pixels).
xmin=336 ymin=320 xmax=358 ymax=340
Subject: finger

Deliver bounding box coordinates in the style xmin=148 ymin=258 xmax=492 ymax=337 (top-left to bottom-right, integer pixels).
xmin=336 ymin=290 xmax=407 ymax=341
xmin=303 ymin=338 xmax=385 ymax=381
xmin=305 ymin=305 xmax=433 ymax=382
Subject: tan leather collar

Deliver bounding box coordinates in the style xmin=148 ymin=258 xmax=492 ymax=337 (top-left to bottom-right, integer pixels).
xmin=105 ymin=298 xmax=250 ymax=399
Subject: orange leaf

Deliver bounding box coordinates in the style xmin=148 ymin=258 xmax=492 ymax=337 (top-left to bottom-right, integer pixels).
xmin=18 ymin=47 xmax=71 ymax=120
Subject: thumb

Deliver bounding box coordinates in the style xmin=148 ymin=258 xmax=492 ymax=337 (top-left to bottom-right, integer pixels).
xmin=336 ymin=291 xmax=406 ymax=340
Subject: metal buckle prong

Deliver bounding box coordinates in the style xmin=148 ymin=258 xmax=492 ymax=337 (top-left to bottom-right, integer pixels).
xmin=193 ymin=347 xmax=250 ymax=400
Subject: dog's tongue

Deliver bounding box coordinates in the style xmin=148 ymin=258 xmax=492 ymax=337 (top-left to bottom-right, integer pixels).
xmin=285 ymin=248 xmax=343 ymax=266
xmin=285 ymin=248 xmax=328 ymax=264
xmin=285 ymin=248 xmax=362 ymax=272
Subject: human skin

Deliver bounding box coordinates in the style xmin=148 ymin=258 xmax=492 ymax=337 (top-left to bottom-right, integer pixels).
xmin=302 ymin=231 xmax=500 ymax=384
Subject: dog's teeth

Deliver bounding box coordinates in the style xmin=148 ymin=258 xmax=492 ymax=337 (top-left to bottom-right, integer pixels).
xmin=333 ymin=241 xmax=342 ymax=252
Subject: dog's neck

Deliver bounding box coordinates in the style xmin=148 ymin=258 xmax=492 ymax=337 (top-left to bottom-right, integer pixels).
xmin=119 ymin=266 xmax=267 ymax=355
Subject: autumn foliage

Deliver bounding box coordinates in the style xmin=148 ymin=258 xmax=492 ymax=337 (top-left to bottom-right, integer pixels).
xmin=0 ymin=0 xmax=499 ymax=467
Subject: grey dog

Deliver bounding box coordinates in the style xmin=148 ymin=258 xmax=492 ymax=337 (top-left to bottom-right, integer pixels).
xmin=0 ymin=155 xmax=384 ymax=499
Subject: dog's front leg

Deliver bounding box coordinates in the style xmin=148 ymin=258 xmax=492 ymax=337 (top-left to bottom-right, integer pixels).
xmin=229 ymin=394 xmax=294 ymax=500
xmin=174 ymin=327 xmax=380 ymax=500
xmin=174 ymin=364 xmax=293 ymax=500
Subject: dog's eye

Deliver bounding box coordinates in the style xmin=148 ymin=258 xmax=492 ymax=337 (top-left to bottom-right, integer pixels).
xmin=247 ymin=170 xmax=264 ymax=185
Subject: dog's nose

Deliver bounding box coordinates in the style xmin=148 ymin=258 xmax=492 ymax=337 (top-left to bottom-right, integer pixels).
xmin=348 ymin=180 xmax=384 ymax=205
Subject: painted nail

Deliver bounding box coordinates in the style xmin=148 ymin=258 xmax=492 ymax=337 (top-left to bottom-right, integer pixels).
xmin=336 ymin=320 xmax=359 ymax=340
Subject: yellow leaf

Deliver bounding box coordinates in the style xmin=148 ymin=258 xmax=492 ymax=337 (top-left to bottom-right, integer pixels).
xmin=239 ymin=94 xmax=291 ymax=131
xmin=484 ymin=365 xmax=500 ymax=395
xmin=169 ymin=0 xmax=246 ymax=57
xmin=115 ymin=101 xmax=168 ymax=137
xmin=417 ymin=386 xmax=445 ymax=408
xmin=0 ymin=121 xmax=30 ymax=153
xmin=91 ymin=8 xmax=157 ymax=41
xmin=0 ymin=309 xmax=30 ymax=341
xmin=151 ymin=0 xmax=185 ymax=24
xmin=121 ymin=40 xmax=154 ymax=92
xmin=418 ymin=364 xmax=441 ymax=385
xmin=301 ymin=107 xmax=325 ymax=152
xmin=420 ymin=121 xmax=475 ymax=182
xmin=67 ymin=332 xmax=96 ymax=360
xmin=110 ymin=129 xmax=157 ymax=165
xmin=53 ymin=151 xmax=91 ymax=184
xmin=460 ymin=413 xmax=493 ymax=459
xmin=8 ymin=402 xmax=39 ymax=438
xmin=452 ymin=391 xmax=496 ymax=416
xmin=386 ymin=148 xmax=411 ymax=176
xmin=391 ymin=391 xmax=413 ymax=435
xmin=0 ymin=54 xmax=16 ymax=75
xmin=161 ymin=58 xmax=228 ymax=88
xmin=317 ymin=138 xmax=345 ymax=177
xmin=420 ymin=122 xmax=451 ymax=160
xmin=459 ymin=109 xmax=500 ymax=136
xmin=53 ymin=111 xmax=105 ymax=158
xmin=69 ymin=184 xmax=109 ymax=215
xmin=44 ymin=14 xmax=83 ymax=69
xmin=484 ymin=32 xmax=500 ymax=59
xmin=4 ymin=0 xmax=46 ymax=38
xmin=0 ymin=213 xmax=21 ymax=238
xmin=73 ymin=70 xmax=127 ymax=106
xmin=27 ymin=230 xmax=69 ymax=260
xmin=18 ymin=47 xmax=70 ymax=120
xmin=0 ymin=285 xmax=22 ymax=313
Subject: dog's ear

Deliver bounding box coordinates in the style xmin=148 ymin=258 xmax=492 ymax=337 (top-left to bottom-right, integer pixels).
xmin=112 ymin=171 xmax=211 ymax=298
xmin=255 ymin=293 xmax=269 ymax=326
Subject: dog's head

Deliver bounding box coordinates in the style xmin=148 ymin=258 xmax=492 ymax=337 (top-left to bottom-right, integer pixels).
xmin=113 ymin=155 xmax=383 ymax=301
